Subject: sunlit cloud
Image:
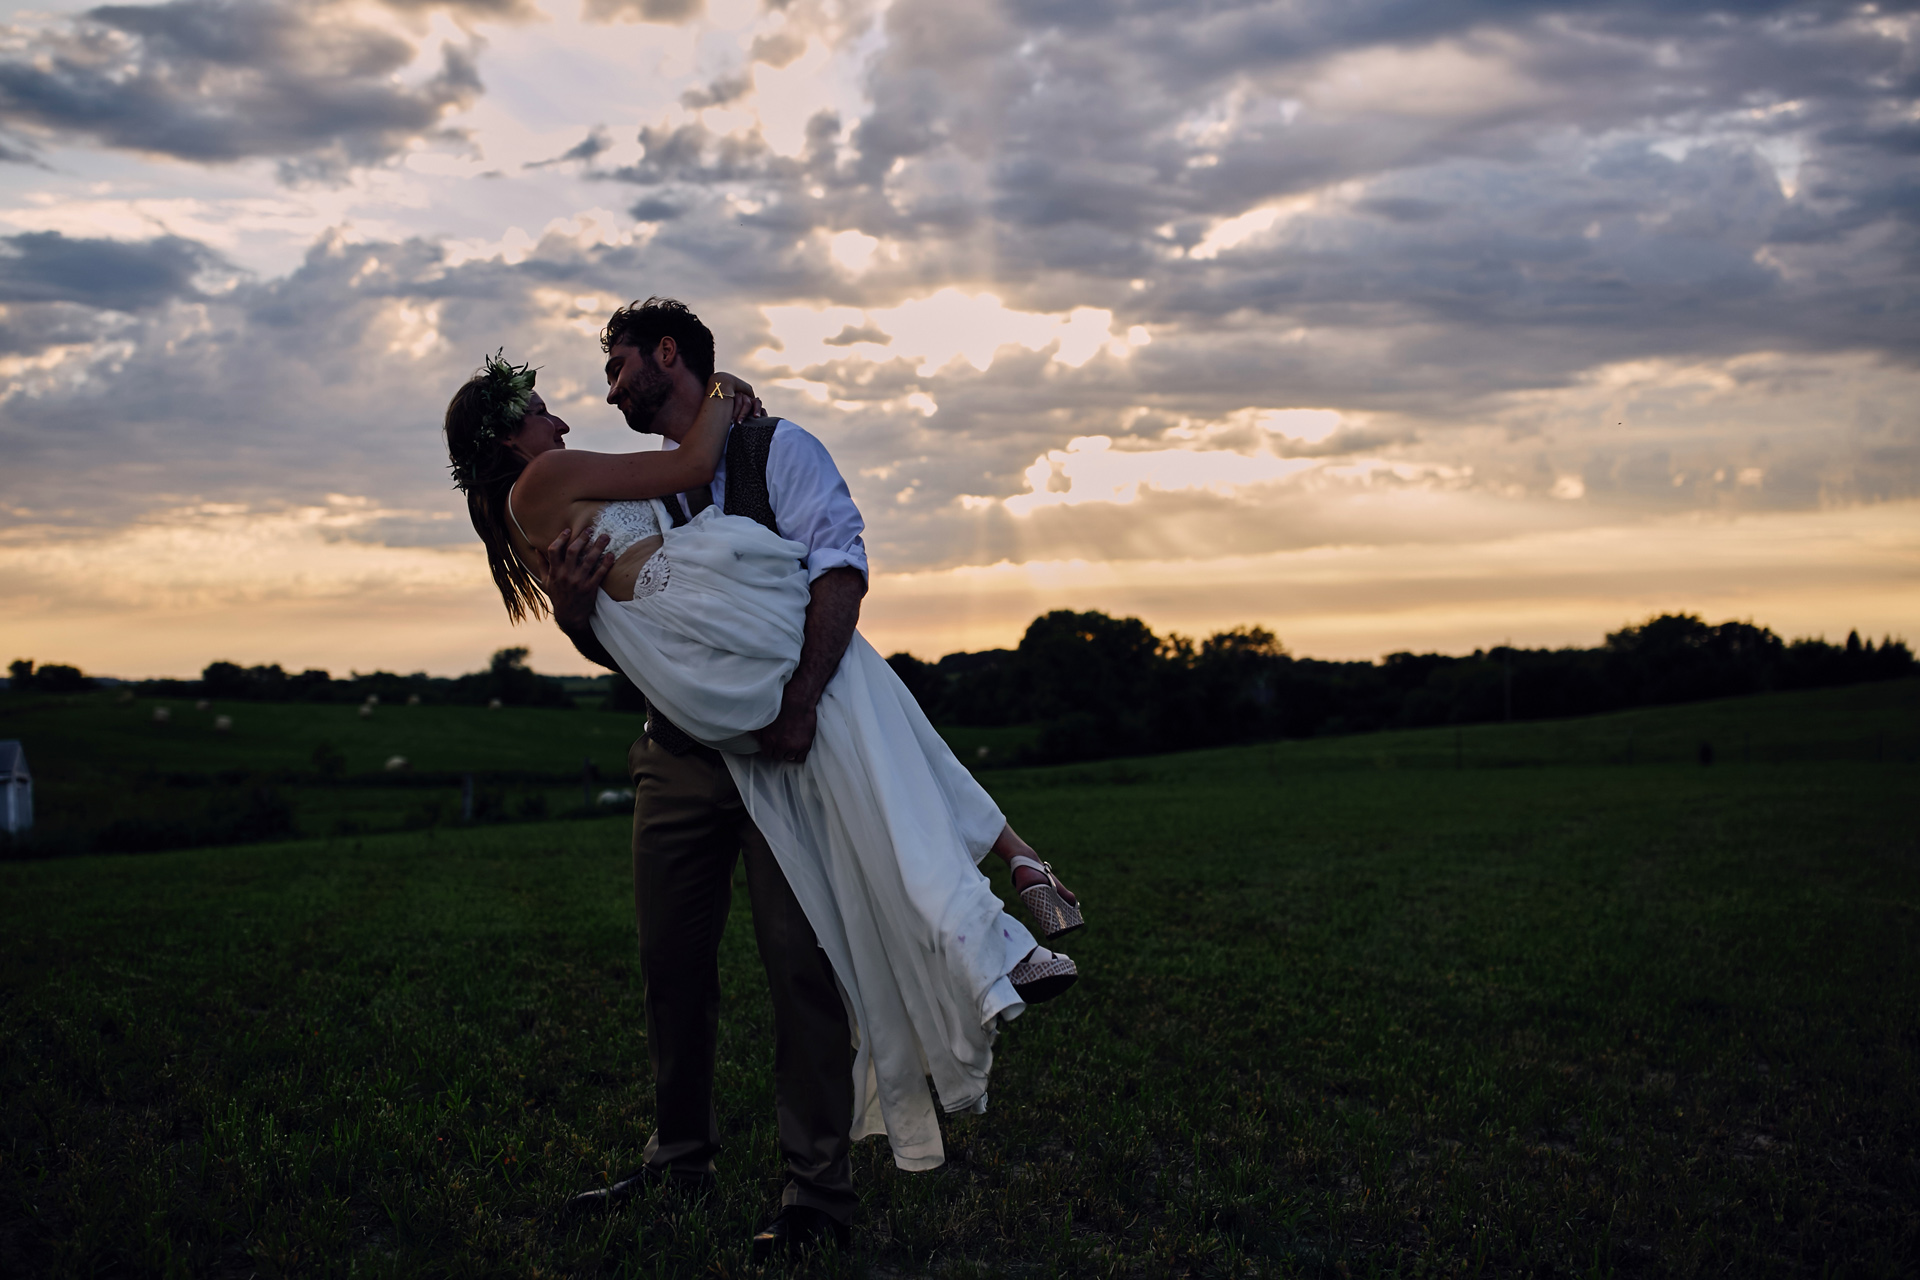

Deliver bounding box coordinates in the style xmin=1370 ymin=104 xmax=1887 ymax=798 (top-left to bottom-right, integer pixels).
xmin=828 ymin=230 xmax=881 ymax=274
xmin=761 ymin=290 xmax=1142 ymax=376
xmin=1187 ymin=195 xmax=1324 ymax=261
xmin=1252 ymin=409 xmax=1343 ymax=445
xmin=1304 ymin=36 xmax=1544 ymax=120
xmin=984 ymin=435 xmax=1317 ymax=516
xmin=749 ymin=38 xmax=844 ymax=157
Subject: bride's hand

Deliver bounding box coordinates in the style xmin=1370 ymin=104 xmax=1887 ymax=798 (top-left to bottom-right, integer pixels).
xmin=711 ymin=371 xmax=764 ymax=424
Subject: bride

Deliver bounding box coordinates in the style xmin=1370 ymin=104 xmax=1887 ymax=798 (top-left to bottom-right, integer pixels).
xmin=443 ymin=353 xmax=1082 ymax=1171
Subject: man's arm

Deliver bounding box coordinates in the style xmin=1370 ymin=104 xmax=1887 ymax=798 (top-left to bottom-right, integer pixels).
xmin=542 ymin=527 xmax=618 ymax=670
xmin=756 ymin=567 xmax=866 ymax=763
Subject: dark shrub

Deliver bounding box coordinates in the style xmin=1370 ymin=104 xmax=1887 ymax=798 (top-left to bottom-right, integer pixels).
xmin=91 ymin=787 xmax=295 ymax=853
xmin=221 ymin=787 xmax=295 ymax=843
xmin=886 ymin=652 xmax=943 ymax=716
xmin=447 ymin=648 xmax=575 ymax=708
xmin=9 ymin=661 xmax=94 ymax=693
xmin=311 ymin=741 xmax=347 ymax=779
xmin=606 ymin=671 xmax=650 ymax=714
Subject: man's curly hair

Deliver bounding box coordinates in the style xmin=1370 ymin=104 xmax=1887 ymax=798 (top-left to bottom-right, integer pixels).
xmin=601 ymin=297 xmax=715 ymax=384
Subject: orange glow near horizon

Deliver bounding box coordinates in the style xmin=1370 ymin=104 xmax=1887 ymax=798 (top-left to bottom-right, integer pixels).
xmin=4 ymin=501 xmax=1914 ymax=680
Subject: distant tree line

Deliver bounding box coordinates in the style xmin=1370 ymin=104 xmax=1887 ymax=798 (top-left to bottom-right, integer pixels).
xmin=886 ymin=612 xmax=1914 ymax=765
xmin=7 ymin=660 xmax=93 ymax=693
xmin=7 ymin=649 xmax=574 ymax=708
xmin=13 ymin=613 xmax=1912 ymax=769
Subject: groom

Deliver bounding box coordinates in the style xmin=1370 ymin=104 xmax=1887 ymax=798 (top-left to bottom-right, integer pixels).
xmin=544 ymin=298 xmax=867 ymax=1257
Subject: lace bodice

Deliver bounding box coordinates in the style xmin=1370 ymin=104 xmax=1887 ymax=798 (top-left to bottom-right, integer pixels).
xmin=590 ymin=500 xmax=664 ymax=557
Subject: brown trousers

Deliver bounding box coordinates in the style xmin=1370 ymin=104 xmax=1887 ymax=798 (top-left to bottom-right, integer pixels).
xmin=627 ymin=734 xmax=857 ymax=1222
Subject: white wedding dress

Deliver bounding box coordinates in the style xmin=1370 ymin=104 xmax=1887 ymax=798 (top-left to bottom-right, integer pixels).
xmin=587 ymin=498 xmax=1041 ymax=1171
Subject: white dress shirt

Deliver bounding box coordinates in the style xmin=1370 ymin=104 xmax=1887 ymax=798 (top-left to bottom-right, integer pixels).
xmin=669 ymin=419 xmax=868 ymax=584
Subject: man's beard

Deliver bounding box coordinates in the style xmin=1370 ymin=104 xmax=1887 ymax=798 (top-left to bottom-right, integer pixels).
xmin=618 ymin=357 xmax=674 ymax=434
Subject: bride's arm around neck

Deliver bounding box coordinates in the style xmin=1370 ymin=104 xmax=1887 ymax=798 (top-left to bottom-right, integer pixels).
xmin=520 ymin=378 xmax=738 ymax=511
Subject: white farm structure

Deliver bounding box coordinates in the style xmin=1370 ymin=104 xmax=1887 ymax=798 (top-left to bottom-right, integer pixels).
xmin=1 ymin=740 xmax=29 ymax=834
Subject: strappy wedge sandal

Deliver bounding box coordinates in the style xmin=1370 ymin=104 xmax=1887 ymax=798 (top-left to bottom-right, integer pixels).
xmin=1007 ymin=854 xmax=1085 ymax=941
xmin=1009 ymin=946 xmax=1078 ymax=1002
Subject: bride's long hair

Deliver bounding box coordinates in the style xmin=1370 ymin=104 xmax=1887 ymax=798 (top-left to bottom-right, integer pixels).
xmin=444 ymin=375 xmax=549 ymax=623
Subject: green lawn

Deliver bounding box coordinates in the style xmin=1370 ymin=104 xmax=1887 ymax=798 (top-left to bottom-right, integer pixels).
xmin=0 ymin=692 xmax=656 ymax=848
xmin=2 ymin=683 xmax=1916 ymax=1275
xmin=0 ymin=692 xmax=1044 ymax=850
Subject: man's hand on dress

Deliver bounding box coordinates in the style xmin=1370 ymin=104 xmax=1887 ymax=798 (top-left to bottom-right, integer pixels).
xmin=757 ymin=690 xmax=819 ymax=764
xmin=756 ymin=568 xmax=865 ymax=765
xmin=543 ymin=527 xmax=614 ymax=636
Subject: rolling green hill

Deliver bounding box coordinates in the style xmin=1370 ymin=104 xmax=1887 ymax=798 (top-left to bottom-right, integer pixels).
xmin=0 ymin=692 xmax=653 ymax=851
xmin=4 ymin=678 xmax=1915 ymax=854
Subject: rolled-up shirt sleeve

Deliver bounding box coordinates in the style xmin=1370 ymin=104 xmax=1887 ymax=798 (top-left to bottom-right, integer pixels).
xmin=766 ymin=421 xmax=868 ymax=584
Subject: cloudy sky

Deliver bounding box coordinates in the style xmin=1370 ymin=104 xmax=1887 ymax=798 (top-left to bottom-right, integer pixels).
xmin=0 ymin=0 xmax=1914 ymax=677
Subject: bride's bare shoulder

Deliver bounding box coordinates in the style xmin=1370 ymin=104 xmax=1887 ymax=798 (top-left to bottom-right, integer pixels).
xmin=516 ymin=448 xmax=592 ymax=498
xmin=522 ymin=448 xmax=638 ymax=483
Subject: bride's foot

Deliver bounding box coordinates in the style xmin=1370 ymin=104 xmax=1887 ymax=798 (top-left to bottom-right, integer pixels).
xmin=1009 ymin=946 xmax=1078 ymax=1002
xmin=1007 ymin=854 xmax=1084 ymax=941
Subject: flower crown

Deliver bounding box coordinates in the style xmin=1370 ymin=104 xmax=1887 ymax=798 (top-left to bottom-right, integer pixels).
xmin=451 ymin=350 xmax=538 ymax=492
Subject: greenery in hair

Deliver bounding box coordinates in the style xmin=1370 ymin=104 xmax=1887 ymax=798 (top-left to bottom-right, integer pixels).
xmin=450 ymin=351 xmax=538 ymax=491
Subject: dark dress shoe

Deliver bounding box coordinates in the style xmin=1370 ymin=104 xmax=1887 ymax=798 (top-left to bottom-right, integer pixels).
xmin=750 ymin=1204 xmax=850 ymax=1258
xmin=565 ymin=1164 xmax=713 ymax=1214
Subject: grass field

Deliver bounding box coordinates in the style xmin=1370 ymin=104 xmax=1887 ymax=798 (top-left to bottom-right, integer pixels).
xmin=0 ymin=690 xmax=1048 ymax=852
xmin=2 ymin=682 xmax=1916 ymax=1276
xmin=0 ymin=692 xmax=662 ymax=850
